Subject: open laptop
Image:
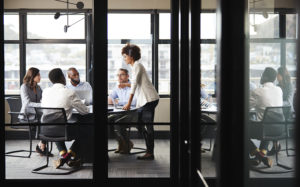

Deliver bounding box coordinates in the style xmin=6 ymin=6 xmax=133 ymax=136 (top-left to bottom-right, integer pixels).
xmin=74 ymin=89 xmax=91 ymax=105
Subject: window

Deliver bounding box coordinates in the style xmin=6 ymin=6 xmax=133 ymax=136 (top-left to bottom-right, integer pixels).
xmin=4 ymin=11 xmax=90 ymax=95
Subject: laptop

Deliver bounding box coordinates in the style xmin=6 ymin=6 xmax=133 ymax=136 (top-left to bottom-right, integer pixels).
xmin=75 ymin=89 xmax=91 ymax=105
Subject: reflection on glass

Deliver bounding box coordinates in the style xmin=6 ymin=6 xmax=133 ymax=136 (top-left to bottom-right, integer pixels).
xmin=5 ymin=44 xmax=20 ymax=95
xmin=159 ymin=13 xmax=171 ymax=39
xmin=26 ymin=44 xmax=86 ymax=89
xmin=4 ymin=14 xmax=19 ymax=40
xmin=108 ymin=14 xmax=151 ymax=39
xmin=201 ymin=44 xmax=216 ymax=95
xmin=286 ymin=14 xmax=297 ymax=39
xmin=250 ymin=13 xmax=279 ymax=38
xmin=108 ymin=44 xmax=152 ymax=93
xmin=27 ymin=13 xmax=85 ymax=39
xmin=250 ymin=43 xmax=280 ymax=87
xmin=158 ymin=44 xmax=170 ymax=94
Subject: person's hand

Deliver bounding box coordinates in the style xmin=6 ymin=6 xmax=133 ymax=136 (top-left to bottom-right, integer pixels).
xmin=122 ymin=103 xmax=131 ymax=110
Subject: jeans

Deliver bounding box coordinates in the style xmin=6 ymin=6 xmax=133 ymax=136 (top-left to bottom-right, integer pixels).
xmin=136 ymin=99 xmax=159 ymax=154
xmin=55 ymin=140 xmax=80 ymax=156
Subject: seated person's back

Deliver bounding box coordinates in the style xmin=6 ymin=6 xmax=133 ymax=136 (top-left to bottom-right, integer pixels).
xmin=41 ymin=68 xmax=89 ymax=120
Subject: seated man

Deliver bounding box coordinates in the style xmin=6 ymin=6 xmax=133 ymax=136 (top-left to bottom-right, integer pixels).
xmin=249 ymin=67 xmax=283 ymax=167
xmin=41 ymin=68 xmax=89 ymax=168
xmin=108 ymin=68 xmax=137 ymax=154
xmin=67 ymin=67 xmax=93 ymax=105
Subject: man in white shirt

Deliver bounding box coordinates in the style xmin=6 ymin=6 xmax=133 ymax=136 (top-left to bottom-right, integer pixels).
xmin=42 ymin=68 xmax=89 ymax=169
xmin=249 ymin=67 xmax=283 ymax=168
xmin=108 ymin=68 xmax=137 ymax=154
xmin=67 ymin=67 xmax=93 ymax=105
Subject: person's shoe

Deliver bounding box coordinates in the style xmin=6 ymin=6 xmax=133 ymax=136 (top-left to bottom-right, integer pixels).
xmin=53 ymin=153 xmax=71 ymax=169
xmin=267 ymin=143 xmax=281 ymax=156
xmin=137 ymin=153 xmax=154 ymax=160
xmin=36 ymin=144 xmax=53 ymax=157
xmin=120 ymin=140 xmax=134 ymax=154
xmin=115 ymin=139 xmax=126 ymax=153
xmin=67 ymin=158 xmax=82 ymax=168
xmin=261 ymin=156 xmax=273 ymax=168
xmin=249 ymin=156 xmax=261 ymax=166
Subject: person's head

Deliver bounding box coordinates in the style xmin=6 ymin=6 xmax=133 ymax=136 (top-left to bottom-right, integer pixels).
xmin=48 ymin=68 xmax=66 ymax=85
xmin=121 ymin=43 xmax=141 ymax=65
xmin=277 ymin=66 xmax=291 ymax=87
xmin=117 ymin=68 xmax=129 ymax=83
xmin=67 ymin=67 xmax=80 ymax=85
xmin=260 ymin=67 xmax=277 ymax=85
xmin=23 ymin=67 xmax=41 ymax=89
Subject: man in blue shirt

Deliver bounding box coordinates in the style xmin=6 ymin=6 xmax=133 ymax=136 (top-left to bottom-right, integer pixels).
xmin=67 ymin=67 xmax=93 ymax=105
xmin=108 ymin=68 xmax=137 ymax=154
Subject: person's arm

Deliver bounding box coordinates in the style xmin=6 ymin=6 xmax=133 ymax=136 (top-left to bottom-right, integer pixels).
xmin=87 ymin=82 xmax=93 ymax=104
xmin=122 ymin=94 xmax=134 ymax=110
xmin=71 ymin=92 xmax=89 ymax=115
xmin=20 ymin=85 xmax=41 ymax=109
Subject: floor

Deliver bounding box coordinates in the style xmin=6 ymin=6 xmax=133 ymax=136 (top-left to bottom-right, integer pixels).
xmin=4 ymin=138 xmax=295 ymax=179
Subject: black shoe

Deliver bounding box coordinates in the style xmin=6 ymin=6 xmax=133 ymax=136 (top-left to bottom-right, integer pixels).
xmin=267 ymin=143 xmax=281 ymax=156
xmin=137 ymin=153 xmax=154 ymax=160
xmin=36 ymin=145 xmax=53 ymax=157
xmin=67 ymin=158 xmax=82 ymax=168
xmin=249 ymin=156 xmax=261 ymax=166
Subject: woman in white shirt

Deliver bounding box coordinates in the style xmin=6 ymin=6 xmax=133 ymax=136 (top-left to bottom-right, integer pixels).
xmin=122 ymin=44 xmax=159 ymax=160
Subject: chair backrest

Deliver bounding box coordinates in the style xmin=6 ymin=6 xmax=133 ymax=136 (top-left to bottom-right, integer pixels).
xmin=6 ymin=97 xmax=22 ymax=124
xmin=34 ymin=107 xmax=69 ymax=140
xmin=261 ymin=106 xmax=291 ymax=138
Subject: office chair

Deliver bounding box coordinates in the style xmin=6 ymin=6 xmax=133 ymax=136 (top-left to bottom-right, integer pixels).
xmin=250 ymin=106 xmax=294 ymax=174
xmin=5 ymin=97 xmax=35 ymax=158
xmin=31 ymin=107 xmax=81 ymax=175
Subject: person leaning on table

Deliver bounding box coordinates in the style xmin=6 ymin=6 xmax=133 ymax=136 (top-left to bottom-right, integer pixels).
xmin=121 ymin=43 xmax=160 ymax=160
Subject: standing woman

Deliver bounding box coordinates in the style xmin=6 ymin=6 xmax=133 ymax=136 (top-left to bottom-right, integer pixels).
xmin=19 ymin=67 xmax=52 ymax=156
xmin=122 ymin=44 xmax=160 ymax=160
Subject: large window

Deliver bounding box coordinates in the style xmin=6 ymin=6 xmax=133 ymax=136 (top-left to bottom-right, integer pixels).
xmin=4 ymin=11 xmax=90 ymax=94
xmin=107 ymin=12 xmax=171 ymax=95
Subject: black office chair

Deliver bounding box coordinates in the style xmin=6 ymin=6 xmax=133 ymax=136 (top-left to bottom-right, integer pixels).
xmin=5 ymin=97 xmax=35 ymax=158
xmin=31 ymin=107 xmax=81 ymax=175
xmin=250 ymin=106 xmax=294 ymax=174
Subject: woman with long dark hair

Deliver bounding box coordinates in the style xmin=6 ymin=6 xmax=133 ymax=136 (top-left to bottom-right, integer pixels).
xmin=19 ymin=67 xmax=52 ymax=156
xmin=268 ymin=66 xmax=294 ymax=156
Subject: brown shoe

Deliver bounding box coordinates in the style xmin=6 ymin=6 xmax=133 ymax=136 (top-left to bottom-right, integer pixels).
xmin=261 ymin=157 xmax=273 ymax=167
xmin=115 ymin=139 xmax=125 ymax=153
xmin=120 ymin=140 xmax=134 ymax=154
xmin=67 ymin=158 xmax=81 ymax=168
xmin=137 ymin=153 xmax=154 ymax=160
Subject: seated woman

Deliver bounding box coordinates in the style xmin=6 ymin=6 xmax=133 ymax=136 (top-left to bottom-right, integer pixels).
xmin=19 ymin=67 xmax=52 ymax=156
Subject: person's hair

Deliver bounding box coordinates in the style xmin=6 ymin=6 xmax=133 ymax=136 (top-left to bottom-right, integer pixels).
xmin=23 ymin=67 xmax=40 ymax=89
xmin=260 ymin=67 xmax=277 ymax=84
xmin=121 ymin=43 xmax=141 ymax=61
xmin=67 ymin=67 xmax=78 ymax=75
xmin=48 ymin=68 xmax=66 ymax=84
xmin=119 ymin=68 xmax=128 ymax=75
xmin=277 ymin=66 xmax=291 ymax=89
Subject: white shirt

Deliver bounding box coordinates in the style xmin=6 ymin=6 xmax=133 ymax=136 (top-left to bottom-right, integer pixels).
xmin=249 ymin=82 xmax=283 ymax=121
xmin=130 ymin=61 xmax=159 ymax=108
xmin=67 ymin=81 xmax=93 ymax=104
xmin=41 ymin=83 xmax=89 ymax=120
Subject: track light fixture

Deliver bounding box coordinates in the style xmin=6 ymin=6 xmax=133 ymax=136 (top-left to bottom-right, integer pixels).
xmin=54 ymin=0 xmax=85 ymax=33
